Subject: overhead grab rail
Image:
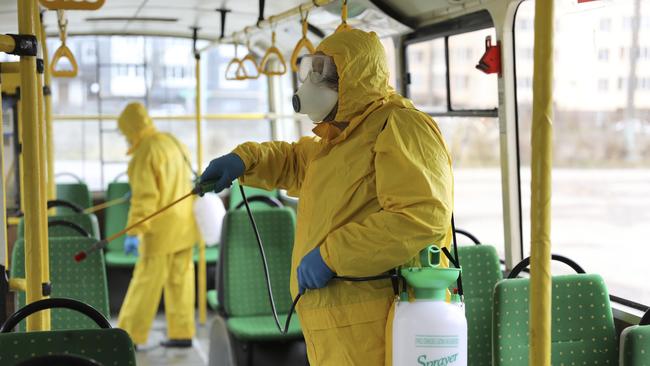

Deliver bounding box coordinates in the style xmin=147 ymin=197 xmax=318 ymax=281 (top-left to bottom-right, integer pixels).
xmin=198 ymin=0 xmax=335 ymax=54
xmin=259 ymin=18 xmax=287 ymax=76
xmin=50 ymin=10 xmax=78 ymax=78
xmin=290 ymin=6 xmax=315 ymax=72
xmin=39 ymin=0 xmax=105 ymax=11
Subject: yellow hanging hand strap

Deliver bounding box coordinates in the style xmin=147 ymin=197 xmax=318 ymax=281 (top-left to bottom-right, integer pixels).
xmin=238 ymin=28 xmax=260 ymax=80
xmin=51 ymin=10 xmax=78 ymax=78
xmin=290 ymin=7 xmax=316 ymax=73
xmin=260 ymin=20 xmax=287 ymax=76
xmin=225 ymin=37 xmax=244 ymax=81
xmin=335 ymin=0 xmax=352 ymax=33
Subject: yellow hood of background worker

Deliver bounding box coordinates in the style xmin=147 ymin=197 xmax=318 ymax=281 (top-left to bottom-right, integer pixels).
xmin=231 ymin=29 xmax=454 ymax=365
xmin=117 ymin=102 xmax=198 ymax=257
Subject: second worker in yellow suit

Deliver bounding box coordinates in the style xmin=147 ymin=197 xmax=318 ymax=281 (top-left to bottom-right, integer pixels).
xmin=116 ymin=102 xmax=198 ymax=348
xmin=201 ymin=29 xmax=453 ymax=365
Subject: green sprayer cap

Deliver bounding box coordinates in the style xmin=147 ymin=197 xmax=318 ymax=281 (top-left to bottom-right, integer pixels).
xmin=402 ymin=245 xmax=460 ymax=301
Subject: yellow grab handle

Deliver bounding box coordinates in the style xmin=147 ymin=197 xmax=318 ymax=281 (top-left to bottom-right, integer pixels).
xmin=39 ymin=0 xmax=105 ymax=10
xmin=290 ymin=38 xmax=315 ymax=73
xmin=50 ymin=43 xmax=78 ymax=78
xmin=238 ymin=53 xmax=260 ymax=80
xmin=9 ymin=278 xmax=26 ymax=292
xmin=260 ymin=46 xmax=287 ymax=76
xmin=260 ymin=31 xmax=287 ymax=76
xmin=225 ymin=58 xmax=244 ymax=81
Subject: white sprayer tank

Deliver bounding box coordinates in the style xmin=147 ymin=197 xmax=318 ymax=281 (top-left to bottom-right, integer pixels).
xmin=393 ymin=298 xmax=467 ymax=366
xmin=392 ymin=250 xmax=467 ymax=366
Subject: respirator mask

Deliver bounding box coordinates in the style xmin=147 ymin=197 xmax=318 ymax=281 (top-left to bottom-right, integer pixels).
xmin=292 ymin=54 xmax=339 ymax=123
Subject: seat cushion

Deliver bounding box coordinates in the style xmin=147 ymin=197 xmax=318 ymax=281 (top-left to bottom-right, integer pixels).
xmin=208 ymin=289 xmax=219 ymax=311
xmin=620 ymin=325 xmax=650 ymax=365
xmin=226 ymin=314 xmax=302 ymax=341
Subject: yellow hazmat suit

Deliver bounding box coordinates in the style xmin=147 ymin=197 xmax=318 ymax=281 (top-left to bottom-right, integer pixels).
xmin=233 ymin=30 xmax=453 ymax=365
xmin=116 ymin=102 xmax=198 ymax=345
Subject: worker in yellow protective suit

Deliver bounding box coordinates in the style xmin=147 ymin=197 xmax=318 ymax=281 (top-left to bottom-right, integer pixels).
xmin=201 ymin=29 xmax=453 ymax=365
xmin=116 ymin=102 xmax=198 ymax=348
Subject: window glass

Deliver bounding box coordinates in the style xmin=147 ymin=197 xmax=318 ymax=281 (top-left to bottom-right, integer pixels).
xmin=406 ymin=38 xmax=447 ymax=113
xmin=50 ymin=37 xmax=270 ymax=190
xmin=437 ymin=116 xmax=504 ymax=255
xmin=516 ymin=0 xmax=650 ymax=305
xmin=448 ymin=28 xmax=498 ymax=110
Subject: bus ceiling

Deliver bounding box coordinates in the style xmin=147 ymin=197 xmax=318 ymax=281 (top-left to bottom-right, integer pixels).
xmin=0 ymin=0 xmax=508 ymax=47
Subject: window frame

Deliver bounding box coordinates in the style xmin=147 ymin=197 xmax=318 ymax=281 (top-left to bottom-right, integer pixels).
xmin=402 ymin=10 xmax=499 ymax=118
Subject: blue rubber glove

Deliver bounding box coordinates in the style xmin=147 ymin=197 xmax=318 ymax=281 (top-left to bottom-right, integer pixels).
xmin=124 ymin=235 xmax=139 ymax=256
xmin=297 ymin=247 xmax=334 ymax=294
xmin=199 ymin=153 xmax=246 ymax=194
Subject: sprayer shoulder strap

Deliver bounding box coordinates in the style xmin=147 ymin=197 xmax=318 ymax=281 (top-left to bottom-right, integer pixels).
xmin=162 ymin=132 xmax=198 ymax=180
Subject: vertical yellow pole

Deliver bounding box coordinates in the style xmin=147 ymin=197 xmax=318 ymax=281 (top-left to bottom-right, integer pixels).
xmin=529 ymin=0 xmax=554 ymax=365
xmin=195 ymin=52 xmax=207 ymax=324
xmin=18 ymin=0 xmax=48 ymax=331
xmin=39 ymin=13 xmax=55 ymax=201
xmin=0 ymin=81 xmax=8 ymax=272
xmin=33 ymin=3 xmax=51 ymax=329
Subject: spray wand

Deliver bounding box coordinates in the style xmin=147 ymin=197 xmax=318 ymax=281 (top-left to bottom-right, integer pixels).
xmin=73 ymin=182 xmax=215 ymax=262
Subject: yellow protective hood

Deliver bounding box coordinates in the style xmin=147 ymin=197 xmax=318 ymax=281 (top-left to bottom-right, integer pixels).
xmin=117 ymin=102 xmax=157 ymax=154
xmin=314 ymin=29 xmax=411 ymax=143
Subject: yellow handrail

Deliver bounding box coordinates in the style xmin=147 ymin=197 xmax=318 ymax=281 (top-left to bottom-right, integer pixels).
xmin=195 ymin=46 xmax=207 ymax=325
xmin=529 ymin=0 xmax=555 ymax=365
xmin=259 ymin=21 xmax=287 ymax=77
xmin=33 ymin=3 xmax=52 ymax=328
xmin=0 ymin=62 xmax=21 ymax=74
xmin=18 ymin=0 xmax=49 ymax=331
xmin=50 ymin=10 xmax=78 ymax=78
xmin=0 ymin=35 xmax=16 ymax=54
xmin=40 ymin=13 xmax=56 ymax=201
xmin=290 ymin=7 xmax=315 ymax=73
xmin=39 ymin=0 xmax=105 ymax=11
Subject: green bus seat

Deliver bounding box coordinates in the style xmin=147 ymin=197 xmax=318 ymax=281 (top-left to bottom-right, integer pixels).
xmin=0 ymin=298 xmax=135 ymax=366
xmin=216 ymin=208 xmax=301 ymax=340
xmin=457 ymin=244 xmax=502 ymax=366
xmin=493 ymin=274 xmax=618 ymax=365
xmin=620 ymin=312 xmax=650 ymax=366
xmin=0 ymin=329 xmax=135 ymax=365
xmin=229 ymin=180 xmax=279 ymax=210
xmin=17 ymin=213 xmax=100 ymax=240
xmin=208 ymin=289 xmax=219 ymax=310
xmin=10 ymin=237 xmax=109 ymax=330
xmin=56 ymin=182 xmax=92 ymax=214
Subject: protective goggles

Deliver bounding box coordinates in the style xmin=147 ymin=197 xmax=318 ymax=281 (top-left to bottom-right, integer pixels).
xmin=297 ymin=54 xmax=338 ymax=84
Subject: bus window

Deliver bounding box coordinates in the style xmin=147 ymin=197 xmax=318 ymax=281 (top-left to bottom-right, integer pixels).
xmin=448 ymin=29 xmax=498 ymax=110
xmin=406 ymin=28 xmax=504 ymax=256
xmin=51 ymin=37 xmax=270 ymax=189
xmin=516 ymin=0 xmax=650 ymax=306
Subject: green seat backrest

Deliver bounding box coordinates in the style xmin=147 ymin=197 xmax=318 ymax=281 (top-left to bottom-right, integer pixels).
xmin=104 ymin=182 xmax=130 ymax=253
xmin=0 ymin=328 xmax=135 ymax=365
xmin=621 ymin=325 xmax=650 ymax=365
xmin=229 ymin=180 xmax=279 ymax=210
xmin=56 ymin=182 xmax=92 ymax=214
xmin=221 ymin=208 xmax=295 ymax=317
xmin=457 ymin=245 xmax=502 ymax=366
xmin=17 ymin=214 xmax=100 ymax=240
xmin=10 ymin=237 xmax=109 ymax=330
xmin=493 ymin=274 xmax=618 ymax=365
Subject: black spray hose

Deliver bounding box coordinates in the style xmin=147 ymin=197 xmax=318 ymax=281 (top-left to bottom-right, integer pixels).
xmin=238 ymin=185 xmax=394 ymax=334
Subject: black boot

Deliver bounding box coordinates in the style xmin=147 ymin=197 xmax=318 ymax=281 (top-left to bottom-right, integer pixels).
xmin=160 ymin=339 xmax=193 ymax=348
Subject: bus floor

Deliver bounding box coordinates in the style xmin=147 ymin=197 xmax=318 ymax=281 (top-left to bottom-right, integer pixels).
xmin=110 ymin=314 xmax=210 ymax=366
